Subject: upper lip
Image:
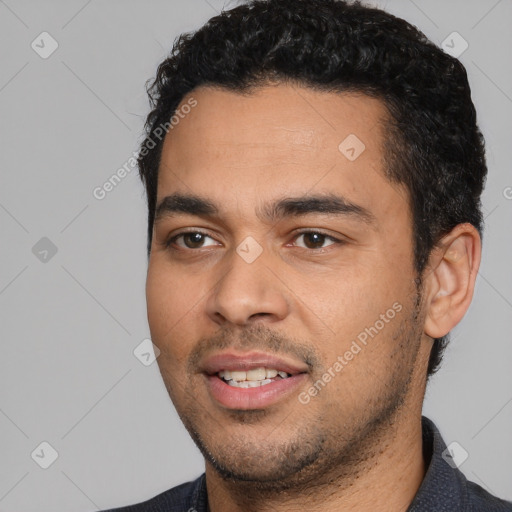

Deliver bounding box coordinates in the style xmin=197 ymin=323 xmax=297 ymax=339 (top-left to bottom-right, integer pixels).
xmin=200 ymin=351 xmax=309 ymax=376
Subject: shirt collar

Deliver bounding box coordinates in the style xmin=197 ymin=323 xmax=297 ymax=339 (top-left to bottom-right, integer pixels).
xmin=407 ymin=415 xmax=468 ymax=511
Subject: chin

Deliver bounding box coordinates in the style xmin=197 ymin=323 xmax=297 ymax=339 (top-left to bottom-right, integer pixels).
xmin=190 ymin=423 xmax=327 ymax=486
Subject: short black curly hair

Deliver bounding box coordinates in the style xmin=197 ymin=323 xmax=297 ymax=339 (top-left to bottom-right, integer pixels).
xmin=137 ymin=0 xmax=487 ymax=378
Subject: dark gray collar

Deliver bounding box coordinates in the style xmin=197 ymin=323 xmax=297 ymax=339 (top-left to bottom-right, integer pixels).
xmin=407 ymin=416 xmax=468 ymax=511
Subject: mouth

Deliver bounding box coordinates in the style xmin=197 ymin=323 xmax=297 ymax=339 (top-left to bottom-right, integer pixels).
xmin=218 ymin=367 xmax=292 ymax=388
xmin=200 ymin=352 xmax=309 ymax=410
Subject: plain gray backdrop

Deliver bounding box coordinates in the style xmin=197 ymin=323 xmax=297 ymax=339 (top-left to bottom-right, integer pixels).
xmin=0 ymin=0 xmax=511 ymax=510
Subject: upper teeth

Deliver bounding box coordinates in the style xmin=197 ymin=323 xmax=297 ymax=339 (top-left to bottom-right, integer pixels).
xmin=219 ymin=368 xmax=290 ymax=382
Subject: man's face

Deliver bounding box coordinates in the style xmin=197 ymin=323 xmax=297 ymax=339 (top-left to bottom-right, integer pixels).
xmin=146 ymin=84 xmax=431 ymax=487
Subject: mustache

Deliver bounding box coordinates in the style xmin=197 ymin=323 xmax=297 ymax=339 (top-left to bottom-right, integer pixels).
xmin=187 ymin=323 xmax=322 ymax=374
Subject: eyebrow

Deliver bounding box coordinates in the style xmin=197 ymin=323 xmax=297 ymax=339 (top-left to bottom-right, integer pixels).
xmin=154 ymin=192 xmax=376 ymax=225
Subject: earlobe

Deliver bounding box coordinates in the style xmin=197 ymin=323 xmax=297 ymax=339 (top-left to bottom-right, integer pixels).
xmin=423 ymin=223 xmax=481 ymax=339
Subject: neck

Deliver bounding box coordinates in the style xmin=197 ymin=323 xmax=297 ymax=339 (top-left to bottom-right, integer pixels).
xmin=205 ymin=408 xmax=426 ymax=512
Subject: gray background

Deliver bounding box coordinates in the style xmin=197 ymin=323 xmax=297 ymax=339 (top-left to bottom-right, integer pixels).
xmin=0 ymin=0 xmax=510 ymax=510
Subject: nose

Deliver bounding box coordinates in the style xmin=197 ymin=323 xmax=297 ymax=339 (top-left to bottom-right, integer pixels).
xmin=205 ymin=245 xmax=290 ymax=327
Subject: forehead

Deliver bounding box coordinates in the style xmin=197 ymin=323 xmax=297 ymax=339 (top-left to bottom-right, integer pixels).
xmin=162 ymin=83 xmax=388 ymax=156
xmin=156 ymin=83 xmax=406 ymax=227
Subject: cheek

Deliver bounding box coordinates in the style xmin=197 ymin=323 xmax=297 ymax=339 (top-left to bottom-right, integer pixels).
xmin=317 ymin=264 xmax=386 ymax=328
xmin=305 ymin=260 xmax=409 ymax=364
xmin=145 ymin=263 xmax=197 ymax=359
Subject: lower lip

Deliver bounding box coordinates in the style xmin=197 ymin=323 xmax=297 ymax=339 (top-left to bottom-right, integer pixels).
xmin=204 ymin=373 xmax=308 ymax=410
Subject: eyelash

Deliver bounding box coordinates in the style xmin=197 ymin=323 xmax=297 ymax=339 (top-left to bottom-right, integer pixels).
xmin=163 ymin=229 xmax=344 ymax=252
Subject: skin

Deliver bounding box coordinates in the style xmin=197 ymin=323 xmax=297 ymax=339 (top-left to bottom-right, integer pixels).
xmin=145 ymin=83 xmax=481 ymax=511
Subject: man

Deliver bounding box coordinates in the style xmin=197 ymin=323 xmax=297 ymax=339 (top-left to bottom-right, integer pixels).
xmin=104 ymin=0 xmax=512 ymax=510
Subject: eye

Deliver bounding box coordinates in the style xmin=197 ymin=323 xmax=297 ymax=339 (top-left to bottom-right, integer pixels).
xmin=165 ymin=231 xmax=219 ymax=249
xmin=292 ymin=231 xmax=341 ymax=250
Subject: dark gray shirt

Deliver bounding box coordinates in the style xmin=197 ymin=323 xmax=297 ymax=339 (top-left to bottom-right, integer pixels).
xmin=103 ymin=416 xmax=512 ymax=511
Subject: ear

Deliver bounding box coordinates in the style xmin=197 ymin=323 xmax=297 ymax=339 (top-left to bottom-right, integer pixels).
xmin=423 ymin=223 xmax=482 ymax=339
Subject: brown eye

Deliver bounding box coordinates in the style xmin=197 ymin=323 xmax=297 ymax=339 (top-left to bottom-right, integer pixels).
xmin=294 ymin=231 xmax=338 ymax=250
xmin=166 ymin=231 xmax=218 ymax=249
xmin=182 ymin=232 xmax=207 ymax=248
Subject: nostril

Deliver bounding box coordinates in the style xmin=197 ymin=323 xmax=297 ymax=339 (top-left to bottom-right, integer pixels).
xmin=249 ymin=313 xmax=271 ymax=320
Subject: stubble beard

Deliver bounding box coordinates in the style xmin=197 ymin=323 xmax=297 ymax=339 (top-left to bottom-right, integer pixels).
xmin=165 ymin=288 xmax=425 ymax=500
